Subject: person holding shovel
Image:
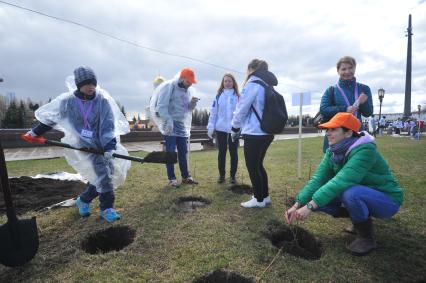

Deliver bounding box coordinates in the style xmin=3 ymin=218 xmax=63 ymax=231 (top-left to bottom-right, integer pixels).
xmin=150 ymin=68 xmax=199 ymax=187
xmin=207 ymin=73 xmax=240 ymax=184
xmin=285 ymin=112 xmax=403 ymax=256
xmin=22 ymin=66 xmax=131 ymax=223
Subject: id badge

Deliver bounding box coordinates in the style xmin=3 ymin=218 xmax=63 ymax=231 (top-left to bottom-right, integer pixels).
xmin=81 ymin=129 xmax=93 ymax=138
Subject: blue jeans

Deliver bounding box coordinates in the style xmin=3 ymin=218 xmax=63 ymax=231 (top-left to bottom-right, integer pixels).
xmin=80 ymin=183 xmax=115 ymax=210
xmin=90 ymin=153 xmax=114 ymax=193
xmin=317 ymin=185 xmax=400 ymax=223
xmin=164 ymin=135 xmax=189 ymax=180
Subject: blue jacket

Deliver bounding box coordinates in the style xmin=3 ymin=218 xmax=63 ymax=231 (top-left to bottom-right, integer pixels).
xmin=207 ymin=89 xmax=238 ymax=133
xmin=319 ymin=78 xmax=373 ymax=121
xmin=231 ymin=69 xmax=278 ymax=136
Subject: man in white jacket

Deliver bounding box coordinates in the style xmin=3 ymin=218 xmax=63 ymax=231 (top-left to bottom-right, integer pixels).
xmin=151 ymin=68 xmax=199 ymax=187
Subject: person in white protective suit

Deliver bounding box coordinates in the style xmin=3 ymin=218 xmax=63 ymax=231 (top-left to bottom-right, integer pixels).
xmin=206 ymin=73 xmax=240 ymax=184
xmin=153 ymin=75 xmax=165 ymax=89
xmin=22 ymin=66 xmax=131 ymax=222
xmin=150 ymin=68 xmax=199 ymax=187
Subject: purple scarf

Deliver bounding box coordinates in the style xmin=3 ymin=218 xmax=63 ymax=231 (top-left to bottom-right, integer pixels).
xmin=329 ymin=137 xmax=358 ymax=164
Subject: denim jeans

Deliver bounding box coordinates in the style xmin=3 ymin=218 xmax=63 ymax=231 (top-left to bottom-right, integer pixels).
xmin=164 ymin=135 xmax=189 ymax=180
xmin=317 ymin=185 xmax=400 ymax=223
xmin=80 ymin=183 xmax=115 ymax=210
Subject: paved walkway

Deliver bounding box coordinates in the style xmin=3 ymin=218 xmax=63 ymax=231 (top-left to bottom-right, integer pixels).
xmin=4 ymin=133 xmax=324 ymax=161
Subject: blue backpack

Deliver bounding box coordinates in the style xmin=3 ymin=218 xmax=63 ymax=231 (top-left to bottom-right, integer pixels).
xmin=250 ymin=80 xmax=288 ymax=134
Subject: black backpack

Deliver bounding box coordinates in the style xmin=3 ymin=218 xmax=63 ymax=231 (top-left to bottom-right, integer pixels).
xmin=313 ymin=86 xmax=335 ymax=127
xmin=250 ymin=80 xmax=288 ymax=134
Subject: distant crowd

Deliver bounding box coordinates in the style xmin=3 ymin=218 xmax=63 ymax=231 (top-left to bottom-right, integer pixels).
xmin=365 ymin=115 xmax=424 ymax=138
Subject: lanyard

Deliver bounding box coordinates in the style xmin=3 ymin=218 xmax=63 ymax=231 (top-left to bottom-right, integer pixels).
xmin=336 ymin=81 xmax=359 ymax=116
xmin=336 ymin=82 xmax=359 ymax=107
xmin=76 ymin=98 xmax=93 ymax=130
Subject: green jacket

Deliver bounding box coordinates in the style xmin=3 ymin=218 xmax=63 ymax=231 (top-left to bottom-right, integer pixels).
xmin=296 ymin=141 xmax=403 ymax=207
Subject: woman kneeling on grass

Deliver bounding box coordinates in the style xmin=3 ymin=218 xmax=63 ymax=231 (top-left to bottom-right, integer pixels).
xmin=285 ymin=112 xmax=403 ymax=256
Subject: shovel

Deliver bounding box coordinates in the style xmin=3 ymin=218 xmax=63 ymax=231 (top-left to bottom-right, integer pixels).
xmin=0 ymin=139 xmax=39 ymax=267
xmin=24 ymin=137 xmax=177 ymax=164
xmin=39 ymin=198 xmax=77 ymax=212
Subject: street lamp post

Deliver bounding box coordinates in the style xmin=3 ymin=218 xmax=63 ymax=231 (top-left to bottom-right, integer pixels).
xmin=378 ymin=88 xmax=385 ymax=121
xmin=418 ymin=104 xmax=421 ymax=119
xmin=378 ymin=88 xmax=385 ymax=135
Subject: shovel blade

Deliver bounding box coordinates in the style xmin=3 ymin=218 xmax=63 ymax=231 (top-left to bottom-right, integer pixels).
xmin=144 ymin=151 xmax=177 ymax=164
xmin=0 ymin=217 xmax=39 ymax=267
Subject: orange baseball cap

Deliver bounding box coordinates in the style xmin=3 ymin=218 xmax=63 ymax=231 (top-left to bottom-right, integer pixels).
xmin=180 ymin=68 xmax=197 ymax=84
xmin=318 ymin=112 xmax=361 ymax=132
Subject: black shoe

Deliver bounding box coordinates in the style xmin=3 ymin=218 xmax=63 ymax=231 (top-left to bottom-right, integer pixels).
xmin=230 ymin=176 xmax=236 ymax=184
xmin=217 ymin=176 xmax=225 ymax=184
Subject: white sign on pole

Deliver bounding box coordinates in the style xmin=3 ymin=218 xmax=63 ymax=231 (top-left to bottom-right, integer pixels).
xmin=292 ymin=92 xmax=312 ymax=106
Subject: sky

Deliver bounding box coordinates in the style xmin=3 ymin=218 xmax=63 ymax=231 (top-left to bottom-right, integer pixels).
xmin=1 ymin=0 xmax=426 ymax=120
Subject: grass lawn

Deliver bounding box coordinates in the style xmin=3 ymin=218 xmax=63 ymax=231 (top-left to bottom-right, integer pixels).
xmin=1 ymin=136 xmax=425 ymax=282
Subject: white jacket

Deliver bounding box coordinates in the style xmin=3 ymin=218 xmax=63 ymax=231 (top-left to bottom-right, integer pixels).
xmin=207 ymin=89 xmax=238 ymax=133
xmin=151 ymin=78 xmax=195 ymax=137
xmin=231 ymin=75 xmax=269 ymax=135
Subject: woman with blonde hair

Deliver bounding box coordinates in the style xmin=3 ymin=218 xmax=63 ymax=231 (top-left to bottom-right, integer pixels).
xmin=207 ymin=73 xmax=240 ymax=184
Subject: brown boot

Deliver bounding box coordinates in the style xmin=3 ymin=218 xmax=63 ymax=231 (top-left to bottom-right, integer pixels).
xmin=346 ymin=218 xmax=377 ymax=256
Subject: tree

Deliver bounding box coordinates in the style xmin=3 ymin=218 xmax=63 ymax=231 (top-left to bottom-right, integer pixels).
xmin=28 ymin=102 xmax=39 ymax=111
xmin=0 ymin=95 xmax=7 ymax=127
xmin=192 ymin=109 xmax=209 ymax=126
xmin=192 ymin=109 xmax=199 ymax=126
xmin=286 ymin=114 xmax=312 ymax=127
xmin=120 ymin=105 xmax=126 ymax=118
xmin=2 ymin=100 xmax=21 ymax=128
xmin=202 ymin=110 xmax=210 ymax=126
xmin=18 ymin=100 xmax=26 ymax=128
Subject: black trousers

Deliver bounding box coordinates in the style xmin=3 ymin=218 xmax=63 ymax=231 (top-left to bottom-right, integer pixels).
xmin=216 ymin=131 xmax=239 ymax=178
xmin=243 ymin=135 xmax=274 ymax=202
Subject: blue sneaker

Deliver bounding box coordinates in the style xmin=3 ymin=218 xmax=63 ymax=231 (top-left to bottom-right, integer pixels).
xmin=76 ymin=197 xmax=91 ymax=217
xmin=100 ymin=208 xmax=121 ymax=223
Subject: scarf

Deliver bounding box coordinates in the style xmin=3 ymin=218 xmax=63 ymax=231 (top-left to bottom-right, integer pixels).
xmin=329 ymin=137 xmax=358 ymax=164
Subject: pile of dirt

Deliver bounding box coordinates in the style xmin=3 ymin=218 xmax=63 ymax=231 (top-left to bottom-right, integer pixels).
xmin=193 ymin=269 xmax=255 ymax=283
xmin=228 ymin=184 xmax=253 ymax=195
xmin=0 ymin=176 xmax=86 ymax=215
xmin=176 ymin=196 xmax=211 ymax=213
xmin=81 ymin=225 xmax=136 ymax=254
xmin=263 ymin=220 xmax=322 ymax=260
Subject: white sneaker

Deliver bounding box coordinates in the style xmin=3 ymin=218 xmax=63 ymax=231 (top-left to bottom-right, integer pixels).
xmin=264 ymin=196 xmax=272 ymax=205
xmin=240 ymin=196 xmax=266 ymax=208
xmin=168 ymin=179 xmax=179 ymax=188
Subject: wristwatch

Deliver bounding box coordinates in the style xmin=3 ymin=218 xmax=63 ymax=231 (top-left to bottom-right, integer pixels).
xmin=306 ymin=202 xmax=316 ymax=211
